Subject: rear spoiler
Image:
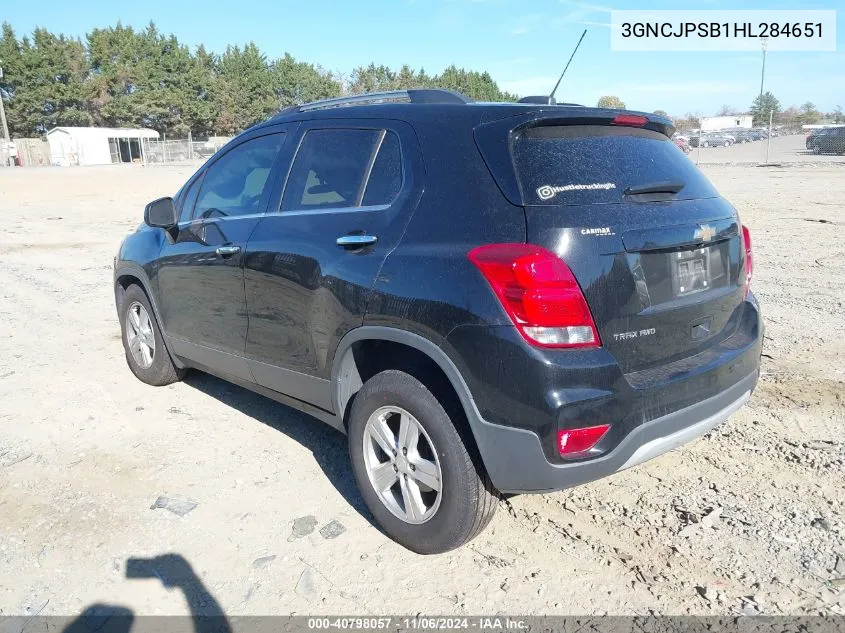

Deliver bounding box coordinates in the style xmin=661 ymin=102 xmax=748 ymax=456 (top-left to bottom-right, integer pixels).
xmin=474 ymin=109 xmax=675 ymax=207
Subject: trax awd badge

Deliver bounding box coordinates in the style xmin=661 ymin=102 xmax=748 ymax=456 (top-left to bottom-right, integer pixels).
xmin=613 ymin=328 xmax=656 ymax=342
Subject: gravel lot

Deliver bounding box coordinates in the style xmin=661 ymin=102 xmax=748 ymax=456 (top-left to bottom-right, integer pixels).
xmin=0 ymin=156 xmax=843 ymax=617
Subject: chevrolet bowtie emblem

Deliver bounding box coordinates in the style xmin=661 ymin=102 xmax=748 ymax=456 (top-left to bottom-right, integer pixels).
xmin=694 ymin=224 xmax=716 ymax=242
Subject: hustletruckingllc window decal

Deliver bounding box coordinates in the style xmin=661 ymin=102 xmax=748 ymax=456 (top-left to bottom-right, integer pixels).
xmin=536 ymin=183 xmax=617 ymax=200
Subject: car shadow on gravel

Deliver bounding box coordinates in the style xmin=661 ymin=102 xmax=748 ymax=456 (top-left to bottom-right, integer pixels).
xmin=183 ymin=371 xmax=375 ymax=524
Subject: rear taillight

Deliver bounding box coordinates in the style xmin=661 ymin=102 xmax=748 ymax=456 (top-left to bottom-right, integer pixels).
xmin=467 ymin=243 xmax=600 ymax=348
xmin=612 ymin=114 xmax=648 ymax=127
xmin=558 ymin=424 xmax=610 ymax=457
xmin=741 ymin=225 xmax=753 ymax=298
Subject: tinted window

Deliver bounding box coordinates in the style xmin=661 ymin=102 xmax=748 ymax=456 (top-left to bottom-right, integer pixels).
xmin=194 ymin=134 xmax=283 ymax=219
xmin=512 ymin=126 xmax=718 ymax=205
xmin=178 ymin=175 xmax=202 ymax=223
xmin=282 ymin=129 xmax=384 ymax=211
xmin=362 ymin=131 xmax=403 ymax=207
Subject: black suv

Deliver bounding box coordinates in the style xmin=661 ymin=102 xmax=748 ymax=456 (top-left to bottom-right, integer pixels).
xmin=806 ymin=126 xmax=845 ymax=154
xmin=114 ymin=89 xmax=762 ymax=554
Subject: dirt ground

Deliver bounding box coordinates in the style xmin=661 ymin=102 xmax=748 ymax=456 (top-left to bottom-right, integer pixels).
xmin=0 ymin=158 xmax=843 ymax=618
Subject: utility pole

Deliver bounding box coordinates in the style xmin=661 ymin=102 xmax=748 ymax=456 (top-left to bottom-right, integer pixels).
xmin=759 ymin=37 xmax=768 ymax=100
xmin=765 ymin=109 xmax=773 ymax=164
xmin=0 ymin=62 xmax=11 ymax=164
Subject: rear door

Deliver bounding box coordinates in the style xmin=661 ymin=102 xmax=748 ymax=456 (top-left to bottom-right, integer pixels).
xmin=242 ymin=120 xmax=422 ymax=409
xmin=155 ymin=129 xmax=287 ymax=379
xmin=478 ymin=116 xmax=748 ymax=374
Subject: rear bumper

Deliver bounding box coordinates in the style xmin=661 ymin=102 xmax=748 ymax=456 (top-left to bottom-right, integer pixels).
xmin=444 ymin=298 xmax=763 ymax=493
xmin=470 ymin=369 xmax=755 ymax=493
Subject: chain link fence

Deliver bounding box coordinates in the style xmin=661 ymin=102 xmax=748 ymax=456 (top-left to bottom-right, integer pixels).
xmin=0 ymin=135 xmax=232 ymax=167
xmin=140 ymin=137 xmax=231 ymax=165
xmin=685 ymin=129 xmax=844 ymax=166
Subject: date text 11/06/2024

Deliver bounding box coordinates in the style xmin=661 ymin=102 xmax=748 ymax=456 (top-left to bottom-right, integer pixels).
xmin=307 ymin=617 xmax=529 ymax=630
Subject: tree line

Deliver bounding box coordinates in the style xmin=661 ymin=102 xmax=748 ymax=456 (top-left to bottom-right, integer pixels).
xmin=0 ymin=21 xmax=517 ymax=138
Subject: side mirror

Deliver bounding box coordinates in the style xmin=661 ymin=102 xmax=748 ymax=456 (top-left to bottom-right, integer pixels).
xmin=144 ymin=197 xmax=177 ymax=229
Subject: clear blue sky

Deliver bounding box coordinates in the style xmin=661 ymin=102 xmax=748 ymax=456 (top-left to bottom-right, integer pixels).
xmin=3 ymin=0 xmax=843 ymax=115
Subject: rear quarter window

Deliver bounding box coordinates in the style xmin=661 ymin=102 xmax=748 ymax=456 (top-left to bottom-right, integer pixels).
xmin=512 ymin=126 xmax=719 ymax=206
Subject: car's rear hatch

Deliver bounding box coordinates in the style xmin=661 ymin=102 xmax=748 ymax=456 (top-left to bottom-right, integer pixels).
xmin=475 ymin=110 xmax=748 ymax=375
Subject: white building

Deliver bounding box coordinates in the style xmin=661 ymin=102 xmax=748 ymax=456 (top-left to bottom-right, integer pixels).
xmin=46 ymin=127 xmax=160 ymax=166
xmin=701 ymin=115 xmax=754 ymax=131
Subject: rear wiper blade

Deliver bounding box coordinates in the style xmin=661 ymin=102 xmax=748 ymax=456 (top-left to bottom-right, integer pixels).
xmin=624 ymin=181 xmax=685 ymax=196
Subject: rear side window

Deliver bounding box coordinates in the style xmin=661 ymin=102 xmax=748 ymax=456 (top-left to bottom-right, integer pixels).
xmin=282 ymin=129 xmax=402 ymax=211
xmin=512 ymin=126 xmax=718 ymax=206
xmin=363 ymin=132 xmax=402 ymax=206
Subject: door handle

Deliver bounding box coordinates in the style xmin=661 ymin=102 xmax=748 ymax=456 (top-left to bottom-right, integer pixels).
xmin=215 ymin=245 xmax=241 ymax=256
xmin=336 ymin=235 xmax=378 ymax=248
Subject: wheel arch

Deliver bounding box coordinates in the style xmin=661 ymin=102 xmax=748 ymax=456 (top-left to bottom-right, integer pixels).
xmin=114 ymin=265 xmax=184 ymax=369
xmin=331 ymin=327 xmax=489 ymax=465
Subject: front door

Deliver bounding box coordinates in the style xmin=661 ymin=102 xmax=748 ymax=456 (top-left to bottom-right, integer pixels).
xmin=242 ymin=121 xmax=422 ymax=409
xmin=156 ymin=129 xmax=287 ymax=380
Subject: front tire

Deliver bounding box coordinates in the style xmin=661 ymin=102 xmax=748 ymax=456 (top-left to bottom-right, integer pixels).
xmin=348 ymin=370 xmax=497 ymax=554
xmin=119 ymin=284 xmax=184 ymax=386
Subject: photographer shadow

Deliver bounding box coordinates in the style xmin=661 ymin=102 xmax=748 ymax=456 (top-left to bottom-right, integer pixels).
xmin=62 ymin=554 xmax=231 ymax=633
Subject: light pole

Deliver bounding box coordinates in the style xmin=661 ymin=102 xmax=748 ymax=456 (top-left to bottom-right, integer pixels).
xmin=0 ymin=61 xmax=11 ymax=145
xmin=0 ymin=61 xmax=12 ymax=167
xmin=759 ymin=37 xmax=768 ymax=100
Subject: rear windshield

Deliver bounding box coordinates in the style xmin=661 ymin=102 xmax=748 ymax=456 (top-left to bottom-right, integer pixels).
xmin=512 ymin=126 xmax=719 ymax=206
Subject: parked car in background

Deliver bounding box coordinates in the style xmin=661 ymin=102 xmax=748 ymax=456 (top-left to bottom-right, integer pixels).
xmin=114 ymin=89 xmax=761 ymax=553
xmin=192 ymin=141 xmax=218 ymax=159
xmin=145 ymin=141 xmax=191 ymax=163
xmin=806 ymin=127 xmax=845 ymax=154
xmin=673 ymin=137 xmax=691 ymax=153
xmin=690 ymin=132 xmax=734 ymax=148
xmin=728 ymin=130 xmax=760 ymax=143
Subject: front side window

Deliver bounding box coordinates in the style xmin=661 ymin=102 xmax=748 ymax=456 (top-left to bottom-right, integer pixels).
xmin=178 ymin=175 xmax=203 ymax=223
xmin=194 ymin=133 xmax=284 ymax=219
xmin=282 ymin=129 xmax=402 ymax=211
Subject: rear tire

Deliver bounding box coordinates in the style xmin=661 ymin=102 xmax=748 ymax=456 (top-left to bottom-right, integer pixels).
xmin=119 ymin=284 xmax=184 ymax=386
xmin=348 ymin=370 xmax=498 ymax=554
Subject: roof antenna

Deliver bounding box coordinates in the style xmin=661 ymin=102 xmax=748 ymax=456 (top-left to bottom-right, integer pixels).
xmin=548 ymin=29 xmax=587 ymax=104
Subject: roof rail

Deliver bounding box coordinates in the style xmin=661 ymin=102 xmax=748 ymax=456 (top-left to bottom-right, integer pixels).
xmin=297 ymin=89 xmax=473 ymax=112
